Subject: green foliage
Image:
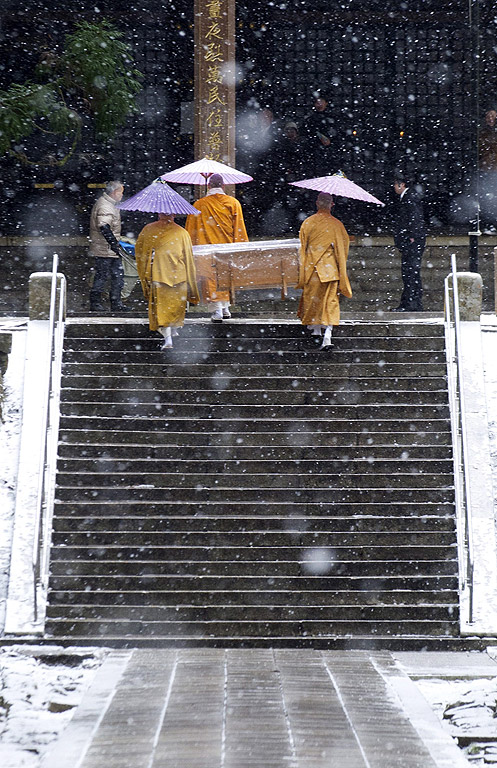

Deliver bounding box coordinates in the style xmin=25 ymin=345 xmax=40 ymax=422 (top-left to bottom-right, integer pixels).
xmin=0 ymin=19 xmax=142 ymax=165
xmin=0 ymin=83 xmax=57 ymax=154
xmin=62 ymin=20 xmax=142 ymax=140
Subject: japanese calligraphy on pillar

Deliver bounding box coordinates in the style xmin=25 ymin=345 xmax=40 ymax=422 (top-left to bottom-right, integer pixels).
xmin=194 ymin=0 xmax=235 ymax=167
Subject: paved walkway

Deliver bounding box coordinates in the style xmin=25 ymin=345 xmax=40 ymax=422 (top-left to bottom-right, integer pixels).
xmin=41 ymin=650 xmax=475 ymax=768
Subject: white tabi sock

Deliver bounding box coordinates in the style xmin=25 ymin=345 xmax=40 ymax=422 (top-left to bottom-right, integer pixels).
xmin=320 ymin=326 xmax=333 ymax=349
xmin=211 ymin=302 xmax=224 ymax=322
xmin=158 ymin=326 xmax=172 ymax=348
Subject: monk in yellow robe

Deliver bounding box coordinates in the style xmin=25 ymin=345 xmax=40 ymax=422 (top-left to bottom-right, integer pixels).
xmin=297 ymin=192 xmax=352 ymax=349
xmin=135 ymin=214 xmax=199 ymax=349
xmin=185 ymin=173 xmax=248 ymax=322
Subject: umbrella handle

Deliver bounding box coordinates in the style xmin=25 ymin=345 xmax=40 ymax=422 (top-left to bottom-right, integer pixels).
xmin=200 ymin=171 xmax=212 ymax=196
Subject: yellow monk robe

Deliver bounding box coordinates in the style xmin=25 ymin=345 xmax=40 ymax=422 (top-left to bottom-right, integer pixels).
xmin=135 ymin=218 xmax=199 ymax=331
xmin=296 ymin=209 xmax=352 ymax=327
xmin=185 ymin=191 xmax=249 ymax=303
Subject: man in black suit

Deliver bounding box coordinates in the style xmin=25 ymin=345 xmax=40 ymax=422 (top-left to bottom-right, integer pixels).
xmin=302 ymin=92 xmax=343 ymax=176
xmin=392 ymin=174 xmax=426 ymax=312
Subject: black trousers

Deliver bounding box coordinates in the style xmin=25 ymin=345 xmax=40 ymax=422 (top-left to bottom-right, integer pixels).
xmin=398 ymin=238 xmax=425 ymax=311
xmin=90 ymin=257 xmax=124 ymax=307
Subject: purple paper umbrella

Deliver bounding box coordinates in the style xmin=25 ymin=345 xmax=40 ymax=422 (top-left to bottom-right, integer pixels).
xmin=118 ymin=178 xmax=200 ymax=215
xmin=290 ymin=170 xmax=385 ymax=206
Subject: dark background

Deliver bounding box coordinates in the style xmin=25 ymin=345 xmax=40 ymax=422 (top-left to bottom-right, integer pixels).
xmin=0 ymin=0 xmax=494 ymax=237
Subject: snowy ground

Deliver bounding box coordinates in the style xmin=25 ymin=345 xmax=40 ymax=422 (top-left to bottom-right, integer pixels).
xmin=1 ymin=315 xmax=497 ymax=765
xmin=0 ymin=646 xmax=105 ymax=768
xmin=416 ymin=675 xmax=497 ymax=765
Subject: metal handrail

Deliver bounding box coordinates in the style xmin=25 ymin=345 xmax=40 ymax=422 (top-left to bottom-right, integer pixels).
xmin=32 ymin=254 xmax=66 ymax=619
xmin=444 ymin=254 xmax=474 ymax=624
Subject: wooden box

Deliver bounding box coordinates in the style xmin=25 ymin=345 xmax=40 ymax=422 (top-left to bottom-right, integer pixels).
xmin=192 ymin=239 xmax=300 ymax=300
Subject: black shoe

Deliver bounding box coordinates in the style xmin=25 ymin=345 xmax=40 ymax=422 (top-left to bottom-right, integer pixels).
xmin=391 ymin=306 xmax=407 ymax=312
xmin=90 ymin=303 xmax=106 ymax=312
xmin=111 ymin=303 xmax=131 ymax=312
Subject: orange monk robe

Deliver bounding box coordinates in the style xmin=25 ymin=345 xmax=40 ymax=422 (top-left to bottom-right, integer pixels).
xmin=185 ymin=192 xmax=249 ymax=303
xmin=296 ymin=210 xmax=352 ymax=327
xmin=135 ymin=219 xmax=199 ymax=331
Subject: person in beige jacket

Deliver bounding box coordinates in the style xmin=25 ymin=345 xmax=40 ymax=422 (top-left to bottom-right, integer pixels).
xmin=296 ymin=192 xmax=352 ymax=349
xmin=89 ymin=180 xmax=129 ymax=312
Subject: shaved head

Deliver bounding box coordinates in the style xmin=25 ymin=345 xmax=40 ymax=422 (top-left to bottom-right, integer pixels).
xmin=316 ymin=192 xmax=334 ymax=210
xmin=208 ymin=174 xmax=224 ymax=188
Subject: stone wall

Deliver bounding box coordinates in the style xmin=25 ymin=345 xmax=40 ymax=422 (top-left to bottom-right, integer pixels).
xmin=347 ymin=238 xmax=495 ymax=313
xmin=0 ymin=238 xmax=97 ymax=316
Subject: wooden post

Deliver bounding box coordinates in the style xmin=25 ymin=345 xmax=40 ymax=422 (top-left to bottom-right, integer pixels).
xmin=194 ymin=0 xmax=236 ymax=169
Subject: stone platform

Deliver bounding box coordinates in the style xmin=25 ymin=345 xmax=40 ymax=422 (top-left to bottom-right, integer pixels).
xmin=0 ymin=234 xmax=495 ymax=315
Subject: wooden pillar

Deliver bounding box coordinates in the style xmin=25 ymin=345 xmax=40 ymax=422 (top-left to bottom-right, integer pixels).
xmin=194 ymin=0 xmax=236 ymax=167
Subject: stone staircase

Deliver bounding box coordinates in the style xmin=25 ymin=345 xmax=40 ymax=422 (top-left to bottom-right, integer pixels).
xmin=45 ymin=319 xmax=461 ymax=648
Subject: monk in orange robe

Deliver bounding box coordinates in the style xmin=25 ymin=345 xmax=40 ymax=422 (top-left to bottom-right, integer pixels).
xmin=185 ymin=173 xmax=248 ymax=322
xmin=135 ymin=214 xmax=199 ymax=349
xmin=296 ymin=192 xmax=352 ymax=349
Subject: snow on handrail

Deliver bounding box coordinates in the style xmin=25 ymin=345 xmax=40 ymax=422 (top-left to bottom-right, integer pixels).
xmin=444 ymin=254 xmax=474 ymax=625
xmin=31 ymin=255 xmax=66 ymax=620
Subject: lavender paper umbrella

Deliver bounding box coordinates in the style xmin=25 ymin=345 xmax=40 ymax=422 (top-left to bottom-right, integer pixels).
xmin=161 ymin=157 xmax=253 ymax=186
xmin=118 ymin=178 xmax=199 ymax=215
xmin=290 ymin=170 xmax=385 ymax=206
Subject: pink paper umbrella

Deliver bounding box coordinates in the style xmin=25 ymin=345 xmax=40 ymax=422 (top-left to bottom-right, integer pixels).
xmin=290 ymin=170 xmax=385 ymax=206
xmin=162 ymin=157 xmax=253 ymax=187
xmin=118 ymin=178 xmax=200 ymax=215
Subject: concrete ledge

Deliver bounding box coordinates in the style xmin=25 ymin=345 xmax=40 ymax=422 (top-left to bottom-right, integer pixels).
xmin=4 ymin=321 xmax=53 ymax=635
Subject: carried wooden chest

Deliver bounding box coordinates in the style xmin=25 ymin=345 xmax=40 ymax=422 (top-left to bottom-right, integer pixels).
xmin=192 ymin=239 xmax=300 ymax=301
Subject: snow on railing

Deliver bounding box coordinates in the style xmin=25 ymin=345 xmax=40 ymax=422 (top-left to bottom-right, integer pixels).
xmin=444 ymin=254 xmax=474 ymax=625
xmin=32 ymin=254 xmax=66 ymax=620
